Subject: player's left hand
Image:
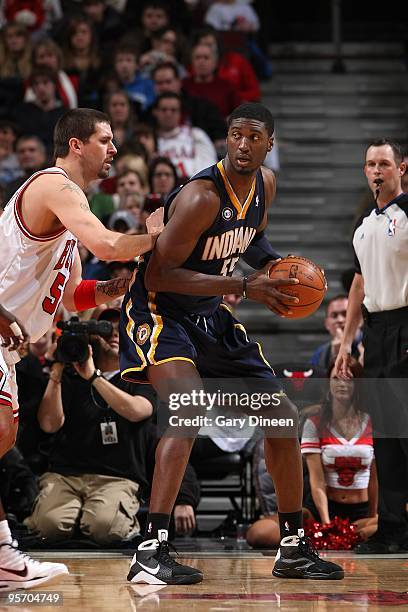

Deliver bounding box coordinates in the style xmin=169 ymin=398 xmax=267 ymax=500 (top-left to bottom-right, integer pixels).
xmin=73 ymin=344 xmax=95 ymax=380
xmin=0 ymin=304 xmax=29 ymax=351
xmin=174 ymin=504 xmax=196 ymax=535
xmin=146 ymin=207 xmax=164 ymax=235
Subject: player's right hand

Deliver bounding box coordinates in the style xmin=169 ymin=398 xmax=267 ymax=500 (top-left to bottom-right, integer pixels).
xmin=0 ymin=304 xmax=29 ymax=351
xmin=146 ymin=207 xmax=164 ymax=235
xmin=246 ymin=261 xmax=300 ymax=316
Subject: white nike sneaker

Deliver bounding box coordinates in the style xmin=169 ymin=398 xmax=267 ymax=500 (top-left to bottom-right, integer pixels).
xmin=127 ymin=538 xmax=202 ymax=585
xmin=0 ymin=541 xmax=69 ymax=591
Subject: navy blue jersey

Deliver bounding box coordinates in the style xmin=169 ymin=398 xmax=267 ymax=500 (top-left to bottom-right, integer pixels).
xmin=133 ymin=161 xmax=266 ymax=318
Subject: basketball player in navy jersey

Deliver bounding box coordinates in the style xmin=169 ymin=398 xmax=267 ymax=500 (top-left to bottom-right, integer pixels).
xmin=121 ymin=103 xmax=344 ymax=583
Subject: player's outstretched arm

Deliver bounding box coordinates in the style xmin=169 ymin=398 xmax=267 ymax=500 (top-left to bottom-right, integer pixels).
xmin=63 ymin=249 xmax=131 ymax=311
xmin=38 ymin=175 xmax=160 ymax=260
xmin=145 ymin=181 xmax=299 ymax=314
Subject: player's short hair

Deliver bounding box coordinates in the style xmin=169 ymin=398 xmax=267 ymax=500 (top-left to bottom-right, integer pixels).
xmin=228 ymin=103 xmax=274 ymax=137
xmin=54 ymin=108 xmax=110 ymax=158
xmin=366 ymin=138 xmax=403 ymax=165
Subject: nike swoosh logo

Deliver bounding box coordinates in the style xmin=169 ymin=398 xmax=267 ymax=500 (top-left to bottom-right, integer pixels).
xmin=138 ymin=561 xmax=160 ymax=575
xmin=0 ymin=564 xmax=29 ymax=577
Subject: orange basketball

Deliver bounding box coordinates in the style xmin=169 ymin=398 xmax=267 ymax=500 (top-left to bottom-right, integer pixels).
xmin=268 ymin=255 xmax=327 ymax=319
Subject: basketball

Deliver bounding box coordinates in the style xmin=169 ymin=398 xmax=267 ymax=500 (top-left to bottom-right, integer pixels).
xmin=268 ymin=255 xmax=327 ymax=319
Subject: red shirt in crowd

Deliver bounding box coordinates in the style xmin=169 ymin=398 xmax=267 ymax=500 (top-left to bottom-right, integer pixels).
xmin=182 ymin=75 xmax=239 ymax=118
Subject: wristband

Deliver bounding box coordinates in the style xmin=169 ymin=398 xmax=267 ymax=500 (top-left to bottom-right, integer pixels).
xmin=242 ymin=276 xmax=248 ymax=299
xmin=73 ymin=280 xmax=97 ymax=311
xmin=10 ymin=322 xmax=23 ymax=336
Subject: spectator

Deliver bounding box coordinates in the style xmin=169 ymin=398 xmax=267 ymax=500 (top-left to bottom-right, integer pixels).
xmin=132 ymin=123 xmax=157 ymax=162
xmin=301 ymin=363 xmax=378 ymax=538
xmin=104 ymin=90 xmax=138 ymax=149
xmin=0 ymin=448 xmax=38 ymax=523
xmin=194 ymin=26 xmax=260 ymax=103
xmin=122 ymin=1 xmax=171 ymax=53
xmin=139 ymin=26 xmax=188 ymax=78
xmin=0 ymin=119 xmax=21 ymax=185
xmin=15 ymin=330 xmax=52 ymax=474
xmin=108 ymin=209 xmax=140 ymax=233
xmin=114 ymin=150 xmax=149 ymax=183
xmin=1 ymin=0 xmax=62 ymax=35
xmin=12 ymin=66 xmax=65 ymax=155
xmin=153 ymin=92 xmax=217 ymax=179
xmin=4 ymin=135 xmax=47 ymax=202
xmin=205 ymin=0 xmax=260 ymax=32
xmin=151 ymin=61 xmax=227 ymax=147
xmin=90 ymin=167 xmax=148 ymax=222
xmin=25 ymin=308 xmax=199 ymax=544
xmin=310 ymin=295 xmax=361 ymax=369
xmin=28 ymin=37 xmax=78 ymax=109
xmin=148 ymin=156 xmax=178 ymax=198
xmin=247 ymin=362 xmax=378 ymax=548
xmin=82 ymin=0 xmax=124 ymax=59
xmin=183 ymin=42 xmax=239 ymax=118
xmin=1 ymin=0 xmax=46 ymax=33
xmin=113 ymin=44 xmax=155 ymax=112
xmin=61 ymin=15 xmax=102 ymax=106
xmin=123 ymin=192 xmax=145 ymax=230
xmin=0 ymin=22 xmax=32 ymax=78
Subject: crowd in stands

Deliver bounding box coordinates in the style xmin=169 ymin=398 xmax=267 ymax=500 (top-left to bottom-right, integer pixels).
xmin=0 ymin=1 xmax=386 ymax=552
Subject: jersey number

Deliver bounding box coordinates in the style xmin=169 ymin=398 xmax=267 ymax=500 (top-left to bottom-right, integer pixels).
xmin=42 ymin=272 xmax=65 ymax=315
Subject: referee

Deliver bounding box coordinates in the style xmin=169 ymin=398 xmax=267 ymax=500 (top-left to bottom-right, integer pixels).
xmin=335 ymin=138 xmax=408 ymax=553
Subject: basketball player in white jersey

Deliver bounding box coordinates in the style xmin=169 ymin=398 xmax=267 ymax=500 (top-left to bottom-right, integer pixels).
xmin=0 ymin=108 xmax=163 ymax=590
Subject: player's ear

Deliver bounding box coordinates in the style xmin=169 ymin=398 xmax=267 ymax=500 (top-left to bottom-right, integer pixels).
xmin=69 ymin=137 xmax=82 ymax=154
xmin=267 ymin=135 xmax=274 ymax=152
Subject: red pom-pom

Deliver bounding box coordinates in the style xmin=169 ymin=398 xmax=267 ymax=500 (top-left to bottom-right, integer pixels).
xmin=304 ymin=516 xmax=361 ymax=550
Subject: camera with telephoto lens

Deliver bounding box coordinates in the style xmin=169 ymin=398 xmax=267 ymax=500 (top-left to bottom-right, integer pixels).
xmin=56 ymin=316 xmax=113 ymax=363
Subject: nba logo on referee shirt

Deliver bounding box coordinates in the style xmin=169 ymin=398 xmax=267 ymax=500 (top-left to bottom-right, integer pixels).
xmin=222 ymin=207 xmax=233 ymax=221
xmin=387 ymin=217 xmax=396 ymax=237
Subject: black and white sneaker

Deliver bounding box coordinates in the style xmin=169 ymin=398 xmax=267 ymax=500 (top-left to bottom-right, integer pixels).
xmin=127 ymin=539 xmax=203 ymax=585
xmin=272 ymin=529 xmax=344 ymax=580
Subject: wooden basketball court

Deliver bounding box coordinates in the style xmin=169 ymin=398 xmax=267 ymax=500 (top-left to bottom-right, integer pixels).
xmin=3 ymin=550 xmax=407 ymax=611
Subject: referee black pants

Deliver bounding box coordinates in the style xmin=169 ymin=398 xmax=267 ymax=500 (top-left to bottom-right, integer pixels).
xmin=363 ymin=306 xmax=408 ymax=533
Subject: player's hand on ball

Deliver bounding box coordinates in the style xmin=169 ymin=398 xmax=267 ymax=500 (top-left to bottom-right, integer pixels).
xmin=247 ymin=261 xmax=299 ymax=316
xmin=0 ymin=305 xmax=29 ymax=351
xmin=146 ymin=207 xmax=164 ymax=235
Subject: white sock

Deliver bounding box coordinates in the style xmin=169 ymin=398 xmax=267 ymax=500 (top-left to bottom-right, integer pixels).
xmin=0 ymin=520 xmax=12 ymax=545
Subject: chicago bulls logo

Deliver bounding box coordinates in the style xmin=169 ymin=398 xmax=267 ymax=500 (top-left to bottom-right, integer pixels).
xmin=327 ymin=456 xmax=364 ymax=487
xmin=283 ymin=368 xmax=313 ymax=391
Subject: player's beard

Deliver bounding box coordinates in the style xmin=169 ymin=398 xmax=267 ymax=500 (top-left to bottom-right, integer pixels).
xmin=98 ymin=164 xmax=110 ymax=179
xmin=234 ymin=164 xmax=255 ymax=176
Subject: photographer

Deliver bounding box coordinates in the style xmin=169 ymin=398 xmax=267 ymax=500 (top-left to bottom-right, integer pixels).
xmin=25 ymin=308 xmax=199 ymax=544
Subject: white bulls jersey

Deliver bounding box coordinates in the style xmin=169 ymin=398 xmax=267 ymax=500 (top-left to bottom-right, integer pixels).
xmin=301 ymin=414 xmax=374 ymax=490
xmin=0 ymin=167 xmax=77 ymax=344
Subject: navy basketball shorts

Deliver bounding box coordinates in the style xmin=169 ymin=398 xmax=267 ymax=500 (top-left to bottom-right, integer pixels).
xmin=119 ymin=296 xmax=280 ymax=389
